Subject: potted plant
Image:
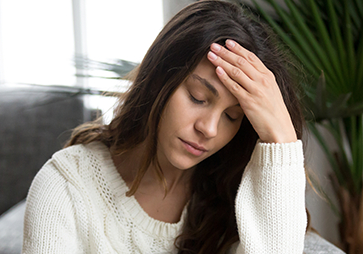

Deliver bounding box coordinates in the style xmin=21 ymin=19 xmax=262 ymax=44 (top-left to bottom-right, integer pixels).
xmin=235 ymin=0 xmax=363 ymax=252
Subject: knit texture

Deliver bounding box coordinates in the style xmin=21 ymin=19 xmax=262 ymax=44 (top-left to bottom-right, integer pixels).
xmin=22 ymin=141 xmax=306 ymax=253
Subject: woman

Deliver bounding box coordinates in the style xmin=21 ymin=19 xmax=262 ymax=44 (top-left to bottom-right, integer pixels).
xmin=22 ymin=0 xmax=307 ymax=253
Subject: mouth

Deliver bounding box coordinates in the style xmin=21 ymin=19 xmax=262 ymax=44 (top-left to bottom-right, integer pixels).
xmin=179 ymin=138 xmax=208 ymax=156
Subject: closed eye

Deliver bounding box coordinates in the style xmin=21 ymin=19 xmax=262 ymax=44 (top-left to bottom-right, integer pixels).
xmin=189 ymin=94 xmax=205 ymax=104
xmin=225 ymin=113 xmax=238 ymax=122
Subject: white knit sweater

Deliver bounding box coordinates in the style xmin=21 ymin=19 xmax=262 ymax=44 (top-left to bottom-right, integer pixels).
xmin=22 ymin=141 xmax=306 ymax=253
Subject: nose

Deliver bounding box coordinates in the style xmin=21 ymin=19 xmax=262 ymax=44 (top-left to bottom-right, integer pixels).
xmin=194 ymin=113 xmax=219 ymax=139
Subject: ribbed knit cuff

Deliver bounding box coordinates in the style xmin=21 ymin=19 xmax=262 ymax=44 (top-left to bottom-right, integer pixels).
xmin=250 ymin=140 xmax=304 ymax=167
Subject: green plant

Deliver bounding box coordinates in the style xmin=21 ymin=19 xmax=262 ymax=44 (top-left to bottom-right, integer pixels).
xmin=236 ymin=0 xmax=363 ymax=252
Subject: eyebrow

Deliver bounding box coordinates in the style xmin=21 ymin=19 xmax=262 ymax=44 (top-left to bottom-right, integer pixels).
xmin=191 ymin=74 xmax=219 ymax=98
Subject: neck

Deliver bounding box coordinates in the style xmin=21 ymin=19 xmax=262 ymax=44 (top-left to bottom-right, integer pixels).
xmin=154 ymin=161 xmax=193 ymax=194
xmin=111 ymin=142 xmax=194 ymax=196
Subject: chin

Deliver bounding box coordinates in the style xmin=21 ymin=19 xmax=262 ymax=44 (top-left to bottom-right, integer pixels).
xmin=157 ymin=143 xmax=210 ymax=171
xmin=168 ymin=154 xmax=206 ymax=171
xmin=170 ymin=160 xmax=196 ymax=171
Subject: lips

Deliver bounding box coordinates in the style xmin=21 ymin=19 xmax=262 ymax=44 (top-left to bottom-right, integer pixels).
xmin=180 ymin=138 xmax=208 ymax=156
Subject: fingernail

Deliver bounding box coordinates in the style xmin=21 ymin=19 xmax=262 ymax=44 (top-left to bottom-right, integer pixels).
xmin=216 ymin=66 xmax=225 ymax=75
xmin=226 ymin=39 xmax=235 ymax=48
xmin=208 ymin=51 xmax=217 ymax=60
xmin=211 ymin=43 xmax=221 ymax=52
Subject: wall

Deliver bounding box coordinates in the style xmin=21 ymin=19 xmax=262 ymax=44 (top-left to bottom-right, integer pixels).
xmin=305 ymin=130 xmax=341 ymax=245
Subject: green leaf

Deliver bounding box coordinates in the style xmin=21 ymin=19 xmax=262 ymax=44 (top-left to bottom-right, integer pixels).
xmin=263 ymin=0 xmax=323 ymax=66
xmin=252 ymin=0 xmax=320 ymax=77
xmin=307 ymin=0 xmax=345 ymax=87
xmin=327 ymin=0 xmax=349 ymax=87
xmin=315 ymin=71 xmax=327 ymax=117
xmin=322 ymin=120 xmax=355 ymax=190
xmin=344 ymin=1 xmax=356 ymax=86
xmin=269 ymin=0 xmax=341 ymax=84
xmin=74 ymin=56 xmax=138 ymax=78
xmin=302 ymin=93 xmax=318 ymax=121
xmin=356 ymin=0 xmax=363 ymax=20
xmin=327 ymin=93 xmax=352 ymax=118
xmin=345 ymin=102 xmax=363 ymax=117
xmin=355 ymin=33 xmax=363 ymax=93
xmin=349 ymin=0 xmax=362 ymax=35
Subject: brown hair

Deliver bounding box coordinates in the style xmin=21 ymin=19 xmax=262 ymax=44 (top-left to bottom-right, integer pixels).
xmin=66 ymin=0 xmax=306 ymax=253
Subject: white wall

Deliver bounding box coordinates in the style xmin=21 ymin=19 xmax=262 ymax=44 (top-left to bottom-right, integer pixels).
xmin=162 ymin=0 xmax=196 ymax=24
xmin=305 ymin=130 xmax=341 ymax=245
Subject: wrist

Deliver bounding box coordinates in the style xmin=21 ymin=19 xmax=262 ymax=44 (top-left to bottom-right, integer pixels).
xmin=261 ymin=128 xmax=297 ymax=144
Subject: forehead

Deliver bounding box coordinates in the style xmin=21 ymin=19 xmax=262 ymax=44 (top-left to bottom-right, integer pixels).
xmin=192 ymin=57 xmax=218 ymax=80
xmin=188 ymin=57 xmax=239 ymax=105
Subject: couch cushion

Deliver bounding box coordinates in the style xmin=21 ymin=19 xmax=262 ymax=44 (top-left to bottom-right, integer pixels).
xmin=0 ymin=200 xmax=26 ymax=254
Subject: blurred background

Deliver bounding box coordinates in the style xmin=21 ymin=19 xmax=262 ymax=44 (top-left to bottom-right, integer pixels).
xmin=0 ymin=0 xmax=348 ymax=252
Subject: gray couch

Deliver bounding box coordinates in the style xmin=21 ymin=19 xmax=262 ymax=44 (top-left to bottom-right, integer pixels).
xmin=0 ymin=200 xmax=345 ymax=254
xmin=0 ymin=86 xmax=85 ymax=217
xmin=0 ymin=201 xmax=26 ymax=254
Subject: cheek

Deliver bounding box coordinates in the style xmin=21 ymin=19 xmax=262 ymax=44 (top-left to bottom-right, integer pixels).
xmin=163 ymin=91 xmax=196 ymax=128
xmin=217 ymin=121 xmax=242 ymax=148
xmin=158 ymin=90 xmax=189 ymax=136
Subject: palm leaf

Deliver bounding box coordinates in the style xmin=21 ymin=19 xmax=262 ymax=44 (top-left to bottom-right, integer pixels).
xmin=251 ymin=0 xmax=320 ymax=77
xmin=74 ymin=56 xmax=138 ymax=78
xmin=344 ymin=1 xmax=356 ymax=87
xmin=306 ymin=0 xmax=344 ymax=87
xmin=326 ymin=0 xmax=349 ymax=86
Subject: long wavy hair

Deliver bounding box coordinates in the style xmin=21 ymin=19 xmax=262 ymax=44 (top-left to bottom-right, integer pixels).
xmin=66 ymin=1 xmax=306 ymax=253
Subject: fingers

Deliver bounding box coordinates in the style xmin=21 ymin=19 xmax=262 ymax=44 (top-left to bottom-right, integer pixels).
xmin=224 ymin=40 xmax=268 ymax=75
xmin=208 ymin=50 xmax=254 ymax=94
xmin=210 ymin=43 xmax=259 ymax=82
xmin=207 ymin=40 xmax=274 ymax=88
xmin=214 ymin=65 xmax=249 ymax=101
xmin=207 ymin=40 xmax=297 ymax=144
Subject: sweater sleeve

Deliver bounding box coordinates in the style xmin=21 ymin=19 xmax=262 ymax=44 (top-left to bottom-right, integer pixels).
xmin=233 ymin=140 xmax=307 ymax=254
xmin=22 ymin=160 xmax=83 ymax=254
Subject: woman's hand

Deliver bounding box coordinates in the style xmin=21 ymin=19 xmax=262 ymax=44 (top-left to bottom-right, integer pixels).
xmin=207 ymin=40 xmax=297 ymax=144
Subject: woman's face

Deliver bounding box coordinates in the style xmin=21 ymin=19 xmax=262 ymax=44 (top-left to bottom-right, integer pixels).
xmin=157 ymin=57 xmax=244 ymax=171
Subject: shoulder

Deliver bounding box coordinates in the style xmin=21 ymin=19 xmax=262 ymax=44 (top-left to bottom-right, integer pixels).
xmin=52 ymin=141 xmax=108 ymax=162
xmin=52 ymin=141 xmax=109 ymax=168
xmin=40 ymin=141 xmax=112 ymax=185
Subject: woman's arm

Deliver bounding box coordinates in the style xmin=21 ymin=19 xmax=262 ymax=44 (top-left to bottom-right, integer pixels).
xmin=207 ymin=40 xmax=306 ymax=253
xmin=22 ymin=160 xmax=82 ymax=254
xmin=207 ymin=40 xmax=297 ymax=144
xmin=233 ymin=140 xmax=306 ymax=253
